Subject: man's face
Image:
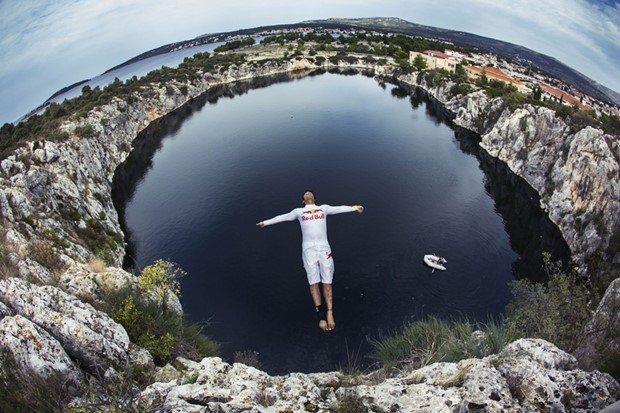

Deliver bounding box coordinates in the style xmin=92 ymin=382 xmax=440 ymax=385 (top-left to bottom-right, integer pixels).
xmin=303 ymin=191 xmax=315 ymax=204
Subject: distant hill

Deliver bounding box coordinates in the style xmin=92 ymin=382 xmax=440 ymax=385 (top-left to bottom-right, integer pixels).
xmin=45 ymin=17 xmax=620 ymax=107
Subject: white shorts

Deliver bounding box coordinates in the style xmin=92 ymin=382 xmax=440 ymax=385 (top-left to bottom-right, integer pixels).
xmin=302 ymin=245 xmax=334 ymax=285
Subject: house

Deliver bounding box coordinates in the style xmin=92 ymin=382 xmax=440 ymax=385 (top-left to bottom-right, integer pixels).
xmin=539 ymin=84 xmax=592 ymax=110
xmin=464 ymin=65 xmax=525 ymax=91
xmin=410 ymin=50 xmax=459 ymax=73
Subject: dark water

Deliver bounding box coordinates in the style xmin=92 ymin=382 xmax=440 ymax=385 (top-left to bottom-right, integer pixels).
xmin=113 ymin=71 xmax=570 ymax=374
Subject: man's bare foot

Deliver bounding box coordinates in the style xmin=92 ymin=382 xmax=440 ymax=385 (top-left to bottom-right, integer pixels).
xmin=319 ymin=319 xmax=328 ymax=330
xmin=326 ymin=309 xmax=335 ymax=330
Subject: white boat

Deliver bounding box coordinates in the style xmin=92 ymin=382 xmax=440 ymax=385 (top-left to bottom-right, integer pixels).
xmin=424 ymin=254 xmax=447 ymax=271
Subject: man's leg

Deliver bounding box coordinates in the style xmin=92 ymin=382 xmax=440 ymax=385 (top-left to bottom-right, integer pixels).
xmin=309 ymin=282 xmax=322 ymax=306
xmin=310 ymin=283 xmax=328 ymax=330
xmin=304 ymin=249 xmax=328 ymax=330
xmin=322 ymin=283 xmax=335 ymax=330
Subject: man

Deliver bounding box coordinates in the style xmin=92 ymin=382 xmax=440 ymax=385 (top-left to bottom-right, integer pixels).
xmin=256 ymin=191 xmax=364 ymax=331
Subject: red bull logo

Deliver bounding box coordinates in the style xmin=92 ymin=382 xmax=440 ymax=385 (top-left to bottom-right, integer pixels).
xmin=302 ymin=208 xmax=324 ymax=221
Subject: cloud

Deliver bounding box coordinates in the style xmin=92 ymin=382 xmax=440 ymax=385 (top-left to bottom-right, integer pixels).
xmin=412 ymin=0 xmax=620 ymax=92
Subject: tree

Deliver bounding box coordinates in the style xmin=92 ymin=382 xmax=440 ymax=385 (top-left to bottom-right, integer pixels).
xmin=476 ymin=73 xmax=489 ymax=87
xmin=393 ymin=49 xmax=409 ymax=60
xmin=138 ymin=259 xmax=186 ymax=312
xmin=531 ymin=85 xmax=543 ymax=101
xmin=452 ymin=64 xmax=468 ymax=83
xmin=412 ymin=54 xmax=427 ymax=71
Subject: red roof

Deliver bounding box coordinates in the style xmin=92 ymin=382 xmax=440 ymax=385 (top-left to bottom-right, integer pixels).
xmin=466 ymin=66 xmax=523 ymax=87
xmin=540 ymin=84 xmax=591 ymax=110
xmin=424 ymin=50 xmax=451 ymax=60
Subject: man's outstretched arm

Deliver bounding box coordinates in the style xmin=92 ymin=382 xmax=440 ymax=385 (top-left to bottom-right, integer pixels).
xmin=323 ymin=205 xmax=364 ymax=215
xmin=256 ymin=210 xmax=298 ymax=228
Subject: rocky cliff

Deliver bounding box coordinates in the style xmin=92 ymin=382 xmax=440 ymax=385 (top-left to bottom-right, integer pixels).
xmin=1 ymin=54 xmax=619 ymax=411
xmin=139 ymin=339 xmax=619 ymax=412
xmin=394 ymin=73 xmax=620 ymax=276
xmin=393 ymin=72 xmax=620 ymax=374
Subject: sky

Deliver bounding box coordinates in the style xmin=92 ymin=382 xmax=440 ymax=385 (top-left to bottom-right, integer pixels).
xmin=1 ymin=0 xmax=619 ymax=125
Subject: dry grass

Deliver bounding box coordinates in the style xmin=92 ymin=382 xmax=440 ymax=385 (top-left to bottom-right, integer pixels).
xmin=433 ymin=364 xmax=473 ymax=388
xmin=29 ymin=241 xmax=67 ymax=274
xmin=88 ymin=256 xmax=107 ymax=273
xmin=0 ymin=236 xmax=19 ymax=280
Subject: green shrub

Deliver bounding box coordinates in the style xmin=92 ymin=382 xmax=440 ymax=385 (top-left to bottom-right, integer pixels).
xmin=138 ymin=259 xmax=184 ymax=310
xmin=175 ymin=320 xmax=220 ymax=361
xmin=333 ymin=392 xmax=367 ymax=413
xmin=598 ymin=349 xmax=620 ymax=380
xmin=47 ymin=130 xmax=70 ymax=142
xmin=106 ymin=262 xmax=219 ymax=365
xmin=76 ymin=219 xmax=120 ymax=265
xmin=369 ymin=316 xmax=519 ymax=370
xmin=424 ymin=69 xmax=451 ymax=87
xmin=138 ymin=331 xmax=175 ymax=360
xmin=234 ymin=350 xmax=262 ymax=369
xmin=451 ymin=82 xmax=474 ymax=97
xmin=506 ymin=252 xmax=591 ymax=351
xmin=111 ymin=289 xmax=218 ymax=365
xmin=113 ymin=295 xmax=142 ymax=338
xmin=64 ymin=366 xmax=152 ymax=413
xmin=75 ymin=125 xmax=96 ymax=138
xmin=485 ymin=79 xmax=518 ymax=98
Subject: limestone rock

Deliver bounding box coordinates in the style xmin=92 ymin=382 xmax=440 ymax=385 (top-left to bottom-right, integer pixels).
xmin=574 ymin=277 xmax=620 ymax=371
xmin=0 ymin=315 xmax=82 ymax=392
xmin=59 ymin=263 xmax=136 ymax=305
xmin=396 ymin=71 xmax=620 ymax=274
xmin=0 ymin=300 xmax=12 ymax=318
xmin=153 ymin=363 xmax=181 ymax=383
xmin=141 ymin=339 xmax=619 ymax=412
xmin=476 ymin=107 xmax=620 ymax=267
xmin=0 ymin=277 xmax=130 ymax=373
xmin=129 ymin=344 xmax=155 ymax=372
xmin=141 ymin=357 xmax=333 ymax=412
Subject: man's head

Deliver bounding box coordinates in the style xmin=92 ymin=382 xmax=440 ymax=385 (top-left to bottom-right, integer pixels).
xmin=302 ymin=190 xmax=316 ymax=205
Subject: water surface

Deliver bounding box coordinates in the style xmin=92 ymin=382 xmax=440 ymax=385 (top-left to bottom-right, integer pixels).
xmin=113 ymin=71 xmax=569 ymax=374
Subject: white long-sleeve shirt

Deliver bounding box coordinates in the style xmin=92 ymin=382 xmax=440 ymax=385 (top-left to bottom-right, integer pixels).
xmin=263 ymin=204 xmax=356 ymax=251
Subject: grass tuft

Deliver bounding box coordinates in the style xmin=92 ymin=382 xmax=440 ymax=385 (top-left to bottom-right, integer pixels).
xmin=369 ymin=315 xmax=520 ymax=372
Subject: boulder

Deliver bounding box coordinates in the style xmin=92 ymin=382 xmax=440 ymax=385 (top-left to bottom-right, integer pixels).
xmin=0 ymin=277 xmax=130 ymax=374
xmin=574 ymin=277 xmax=620 ymax=371
xmin=59 ymin=263 xmax=136 ymax=305
xmin=141 ymin=339 xmax=619 ymax=412
xmin=0 ymin=315 xmax=82 ymax=393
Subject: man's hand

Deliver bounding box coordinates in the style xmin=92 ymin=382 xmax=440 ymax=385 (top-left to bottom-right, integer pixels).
xmin=353 ymin=205 xmax=364 ymax=213
xmin=256 ymin=221 xmax=265 ymax=228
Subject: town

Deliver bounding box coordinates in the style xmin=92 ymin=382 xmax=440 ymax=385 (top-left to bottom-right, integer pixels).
xmin=215 ymin=26 xmax=619 ymax=118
